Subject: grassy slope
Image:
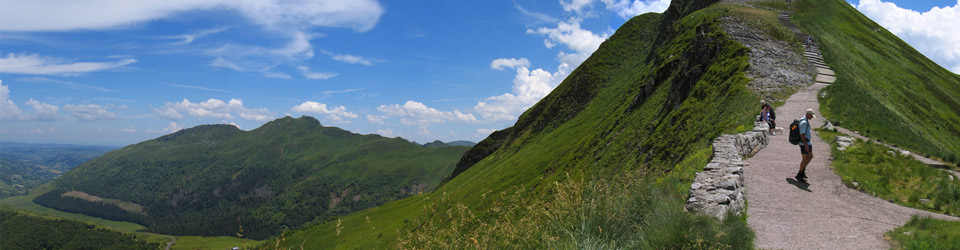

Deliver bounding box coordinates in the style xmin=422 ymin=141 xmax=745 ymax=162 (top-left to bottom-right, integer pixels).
xmin=0 ymin=205 xmax=160 ymax=250
xmin=817 ymin=129 xmax=960 ymax=216
xmin=887 ymin=216 xmax=960 ymax=249
xmin=278 ymin=1 xmax=771 ymax=248
xmin=41 ymin=116 xmax=467 ymax=240
xmin=791 ymin=0 xmax=960 ymax=165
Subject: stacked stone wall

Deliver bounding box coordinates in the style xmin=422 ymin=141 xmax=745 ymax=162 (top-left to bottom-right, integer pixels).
xmin=684 ymin=123 xmax=768 ymax=218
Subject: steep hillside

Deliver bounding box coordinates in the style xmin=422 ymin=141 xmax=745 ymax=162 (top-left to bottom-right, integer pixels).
xmin=789 ymin=0 xmax=960 ymax=165
xmin=36 ymin=116 xmax=468 ymax=240
xmin=278 ymin=0 xmax=775 ymax=248
xmin=0 ymin=143 xmax=116 ymax=198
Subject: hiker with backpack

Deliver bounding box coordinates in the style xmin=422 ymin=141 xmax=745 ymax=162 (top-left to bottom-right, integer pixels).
xmin=788 ymin=109 xmax=816 ymax=182
xmin=761 ymin=103 xmax=776 ymax=135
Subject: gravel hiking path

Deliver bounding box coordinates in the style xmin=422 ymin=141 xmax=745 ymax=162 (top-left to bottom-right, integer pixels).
xmin=744 ymin=14 xmax=957 ymax=249
xmin=744 ymin=82 xmax=957 ymax=249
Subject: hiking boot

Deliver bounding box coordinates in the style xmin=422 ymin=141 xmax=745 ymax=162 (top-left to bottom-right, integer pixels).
xmin=799 ymin=170 xmax=808 ymax=180
xmin=795 ymin=172 xmax=807 ymax=183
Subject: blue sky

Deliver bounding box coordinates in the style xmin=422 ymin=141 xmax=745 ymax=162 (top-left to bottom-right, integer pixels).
xmin=1 ymin=0 xmax=957 ymax=146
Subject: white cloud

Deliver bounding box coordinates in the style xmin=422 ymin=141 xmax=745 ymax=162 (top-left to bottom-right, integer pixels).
xmin=376 ymin=128 xmax=394 ymax=137
xmin=162 ymin=122 xmax=183 ymax=133
xmin=515 ymin=2 xmax=559 ymax=23
xmin=377 ymin=100 xmax=477 ymax=126
xmin=474 ymin=65 xmax=564 ymax=121
xmin=207 ymin=31 xmax=316 ymax=77
xmin=1 ymin=81 xmax=61 ymax=121
xmin=1 ymin=0 xmax=384 ymax=32
xmin=855 ymin=0 xmax=960 ymax=73
xmin=418 ymin=126 xmax=430 ymax=135
xmin=25 ymin=99 xmax=59 ymax=120
xmin=477 ymin=128 xmax=496 ymax=136
xmin=0 ymin=53 xmax=135 ymax=75
xmin=322 ymin=50 xmax=375 ymax=66
xmin=164 ymin=26 xmax=230 ymax=45
xmin=121 ymin=127 xmax=136 ymax=133
xmin=491 ymin=58 xmax=531 ymax=70
xmin=290 ymin=101 xmax=358 ymax=123
xmin=366 ymin=114 xmax=386 ymax=124
xmin=600 ymin=0 xmax=671 ymax=18
xmin=297 ymin=66 xmax=339 ymax=80
xmin=63 ymin=104 xmax=116 ymax=121
xmin=476 ymin=10 xmax=613 ymax=123
xmin=154 ymin=98 xmax=274 ymax=121
xmin=561 ymin=0 xmax=596 ymax=13
xmin=0 ymin=82 xmax=24 ymax=121
xmin=528 ymin=19 xmax=608 ymax=61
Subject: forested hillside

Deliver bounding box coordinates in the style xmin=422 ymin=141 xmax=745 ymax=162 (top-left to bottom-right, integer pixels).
xmin=37 ymin=116 xmax=469 ymax=240
xmin=0 ymin=205 xmax=159 ymax=250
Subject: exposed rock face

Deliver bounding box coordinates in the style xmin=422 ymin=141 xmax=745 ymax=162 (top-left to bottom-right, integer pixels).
xmin=835 ymin=136 xmax=853 ymax=151
xmin=685 ymin=129 xmax=768 ymax=219
xmin=720 ymin=16 xmax=815 ymax=103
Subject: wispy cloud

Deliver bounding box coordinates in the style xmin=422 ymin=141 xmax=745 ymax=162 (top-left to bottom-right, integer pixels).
xmin=322 ymin=88 xmax=364 ymax=95
xmin=1 ymin=0 xmax=384 ymax=32
xmin=297 ymin=66 xmax=338 ymax=80
xmin=63 ymin=104 xmax=115 ymax=121
xmin=321 ymin=50 xmax=376 ymax=66
xmin=20 ymin=77 xmax=115 ymax=92
xmin=165 ymin=83 xmax=235 ymax=94
xmin=163 ymin=26 xmax=230 ymax=45
xmin=515 ymin=2 xmax=559 ymax=23
xmin=0 ymin=53 xmax=135 ymax=75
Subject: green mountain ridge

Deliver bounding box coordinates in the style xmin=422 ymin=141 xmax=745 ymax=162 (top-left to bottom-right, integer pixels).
xmin=279 ymin=0 xmax=764 ymax=248
xmin=35 ymin=116 xmax=469 ymax=240
xmin=277 ymin=0 xmax=960 ymax=248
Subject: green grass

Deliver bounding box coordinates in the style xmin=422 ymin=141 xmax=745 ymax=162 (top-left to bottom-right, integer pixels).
xmin=818 ymin=129 xmax=960 ymax=216
xmin=887 ymin=216 xmax=960 ymax=250
xmin=276 ymin=1 xmax=766 ymax=248
xmin=172 ymin=236 xmax=262 ymax=250
xmin=791 ymin=0 xmax=960 ymax=165
xmin=395 ymin=148 xmax=753 ymax=250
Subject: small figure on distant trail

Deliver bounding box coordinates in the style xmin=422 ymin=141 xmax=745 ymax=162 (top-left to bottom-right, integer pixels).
xmin=762 ymin=103 xmax=776 ymax=135
xmin=795 ymin=109 xmax=815 ymax=182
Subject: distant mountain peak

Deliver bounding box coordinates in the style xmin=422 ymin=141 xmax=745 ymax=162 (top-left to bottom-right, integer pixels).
xmin=156 ymin=124 xmax=241 ymax=142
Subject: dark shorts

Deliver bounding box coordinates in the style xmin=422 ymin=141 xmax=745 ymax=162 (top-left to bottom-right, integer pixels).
xmin=799 ymin=144 xmax=812 ymax=155
xmin=766 ymin=120 xmax=775 ymax=129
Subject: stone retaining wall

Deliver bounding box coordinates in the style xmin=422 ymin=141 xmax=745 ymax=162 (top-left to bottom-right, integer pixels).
xmin=684 ymin=123 xmax=768 ymax=219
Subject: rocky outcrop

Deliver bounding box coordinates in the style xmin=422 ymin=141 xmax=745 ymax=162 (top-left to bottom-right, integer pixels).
xmin=685 ymin=127 xmax=769 ymax=219
xmin=720 ymin=16 xmax=816 ymax=104
xmin=835 ymin=136 xmax=853 ymax=151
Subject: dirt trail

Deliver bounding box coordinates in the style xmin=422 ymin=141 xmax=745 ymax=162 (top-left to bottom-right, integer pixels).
xmin=744 ymin=16 xmax=957 ymax=248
